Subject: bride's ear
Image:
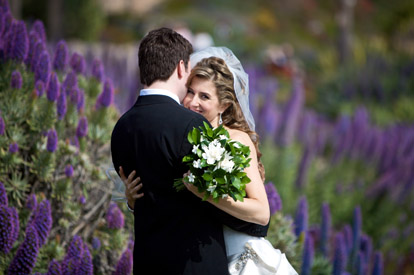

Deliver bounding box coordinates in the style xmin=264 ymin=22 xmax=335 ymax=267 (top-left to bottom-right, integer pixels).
xmin=219 ymin=102 xmax=231 ymax=113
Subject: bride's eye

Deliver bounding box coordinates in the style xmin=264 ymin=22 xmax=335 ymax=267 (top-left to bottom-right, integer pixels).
xmin=187 ymin=89 xmax=194 ymax=95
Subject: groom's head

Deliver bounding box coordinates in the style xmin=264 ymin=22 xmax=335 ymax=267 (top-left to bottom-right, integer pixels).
xmin=138 ymin=28 xmax=193 ymax=87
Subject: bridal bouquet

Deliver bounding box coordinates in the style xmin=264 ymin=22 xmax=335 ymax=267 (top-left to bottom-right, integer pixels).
xmin=174 ymin=122 xmax=251 ymax=202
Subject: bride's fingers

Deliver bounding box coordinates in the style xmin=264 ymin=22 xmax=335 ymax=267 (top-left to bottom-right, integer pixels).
xmin=127 ymin=170 xmax=136 ymax=184
xmin=132 ymin=183 xmax=143 ymax=193
xmin=119 ymin=166 xmax=127 ymax=181
xmin=133 ymin=192 xmax=144 ymax=199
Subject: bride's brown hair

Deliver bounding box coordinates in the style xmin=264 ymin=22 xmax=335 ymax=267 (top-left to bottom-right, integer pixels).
xmin=187 ymin=57 xmax=265 ymax=181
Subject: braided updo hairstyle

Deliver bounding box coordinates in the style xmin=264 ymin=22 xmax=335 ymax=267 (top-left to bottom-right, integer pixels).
xmin=187 ymin=57 xmax=265 ymax=181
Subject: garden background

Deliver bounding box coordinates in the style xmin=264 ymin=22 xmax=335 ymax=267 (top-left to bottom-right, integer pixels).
xmin=1 ymin=0 xmax=414 ymax=274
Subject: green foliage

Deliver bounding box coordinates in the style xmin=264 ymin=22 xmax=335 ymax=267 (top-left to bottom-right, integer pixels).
xmin=311 ymin=255 xmax=332 ymax=275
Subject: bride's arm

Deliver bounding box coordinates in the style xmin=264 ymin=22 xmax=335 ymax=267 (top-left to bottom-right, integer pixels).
xmin=184 ymin=131 xmax=270 ymax=226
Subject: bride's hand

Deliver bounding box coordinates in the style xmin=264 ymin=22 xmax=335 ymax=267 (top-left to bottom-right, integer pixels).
xmin=119 ymin=166 xmax=144 ymax=210
xmin=183 ymin=171 xmax=205 ymax=199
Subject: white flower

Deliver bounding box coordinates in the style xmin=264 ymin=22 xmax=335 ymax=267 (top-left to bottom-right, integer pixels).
xmin=219 ymin=135 xmax=228 ymax=140
xmin=218 ymin=153 xmax=235 ymax=173
xmin=188 ymin=173 xmax=195 ymax=183
xmin=221 ymin=194 xmax=228 ymax=199
xmin=232 ymin=141 xmax=240 ymax=148
xmin=192 ymin=145 xmax=199 ymax=154
xmin=207 ymin=183 xmax=217 ymax=193
xmin=202 ymin=141 xmax=225 ymax=165
xmin=193 ymin=159 xmax=202 ymax=169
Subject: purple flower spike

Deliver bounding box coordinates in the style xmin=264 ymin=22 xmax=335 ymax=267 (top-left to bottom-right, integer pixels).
xmin=47 ymin=72 xmax=60 ymax=102
xmin=91 ymin=58 xmax=104 ymax=82
xmin=24 ymin=30 xmax=40 ymax=67
xmin=0 ymin=205 xmax=18 ymax=253
xmin=63 ymin=71 xmax=78 ymax=94
xmin=107 ymin=202 xmax=125 ymax=229
xmin=7 ymin=224 xmax=39 ymax=274
xmin=301 ymin=232 xmax=314 ymax=275
xmin=96 ymin=78 xmax=114 ymax=108
xmin=57 ymin=90 xmax=67 ymax=120
xmin=265 ymin=182 xmax=282 ymax=215
xmin=35 ymin=50 xmax=50 ymax=85
xmin=46 ymin=259 xmax=62 ymax=275
xmin=10 ymin=20 xmax=29 ymax=62
xmin=372 ymin=251 xmax=384 ymax=275
xmin=0 ymin=181 xmax=7 ymax=206
xmin=0 ymin=114 xmax=4 ymax=135
xmin=0 ymin=0 xmax=10 ymax=13
xmin=9 ymin=142 xmax=18 ymax=154
xmin=35 ymin=80 xmax=44 ymax=97
xmin=31 ymin=20 xmax=46 ymax=42
xmin=26 ymin=194 xmax=37 ymax=211
xmin=92 ymin=237 xmax=101 ymax=250
xmin=77 ymin=89 xmax=85 ymax=111
xmin=10 ymin=70 xmax=22 ymax=89
xmin=62 ymin=235 xmax=83 ymax=274
xmin=352 ymin=206 xmax=362 ymax=256
xmin=53 ymin=40 xmax=68 ymax=71
xmin=76 ymin=116 xmax=88 ymax=138
xmin=69 ymin=87 xmax=80 ymax=105
xmin=47 ymin=129 xmax=58 ymax=153
xmin=79 ymin=243 xmax=93 ymax=275
xmin=114 ymin=248 xmax=133 ymax=275
xmin=320 ymin=203 xmax=331 ymax=257
xmin=30 ymin=40 xmax=45 ymax=71
xmin=70 ymin=52 xmax=86 ymax=74
xmin=30 ymin=200 xmax=52 ymax=247
xmin=79 ymin=196 xmax=86 ymax=205
xmin=294 ymin=196 xmax=308 ymax=237
xmin=333 ymin=232 xmax=347 ymax=275
xmin=65 ymin=164 xmax=74 ymax=178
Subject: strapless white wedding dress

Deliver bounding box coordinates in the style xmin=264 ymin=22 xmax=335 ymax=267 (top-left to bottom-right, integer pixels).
xmin=223 ymin=226 xmax=298 ymax=275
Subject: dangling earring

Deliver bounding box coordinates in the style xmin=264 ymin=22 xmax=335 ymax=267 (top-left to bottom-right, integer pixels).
xmin=219 ymin=113 xmax=223 ymax=125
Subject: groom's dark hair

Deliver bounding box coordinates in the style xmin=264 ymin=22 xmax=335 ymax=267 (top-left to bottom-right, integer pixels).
xmin=138 ymin=27 xmax=193 ymax=86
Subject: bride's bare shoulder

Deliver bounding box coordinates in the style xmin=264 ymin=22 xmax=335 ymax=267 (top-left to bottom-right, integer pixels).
xmin=227 ymin=128 xmax=252 ymax=146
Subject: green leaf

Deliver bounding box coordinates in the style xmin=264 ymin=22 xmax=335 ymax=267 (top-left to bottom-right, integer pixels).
xmin=188 ymin=130 xmax=194 ymax=144
xmin=192 ymin=128 xmax=201 ymax=144
xmin=202 ymin=173 xmax=213 ymax=181
xmin=183 ymin=155 xmax=194 ymax=162
xmin=234 ymin=193 xmax=244 ymax=202
xmin=232 ymin=177 xmax=241 ymax=189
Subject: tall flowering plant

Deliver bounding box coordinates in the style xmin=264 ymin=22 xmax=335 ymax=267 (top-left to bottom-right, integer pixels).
xmin=174 ymin=122 xmax=251 ymax=202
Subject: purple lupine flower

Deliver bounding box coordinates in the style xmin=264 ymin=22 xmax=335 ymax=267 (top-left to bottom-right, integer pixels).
xmin=333 ymin=232 xmax=347 ymax=275
xmin=96 ymin=78 xmax=114 ymax=108
xmin=63 ymin=71 xmax=78 ymax=93
xmin=31 ymin=20 xmax=46 ymax=42
xmin=46 ymin=259 xmax=62 ymax=275
xmin=47 ymin=129 xmax=58 ymax=153
xmin=76 ymin=116 xmax=88 ymax=138
xmin=65 ymin=164 xmax=73 ymax=178
xmin=53 ymin=40 xmax=68 ymax=71
xmin=77 ymin=89 xmax=85 ymax=111
xmin=57 ymin=90 xmax=67 ymax=120
xmin=30 ymin=39 xmax=46 ymax=71
xmin=355 ymin=251 xmax=365 ymax=275
xmin=359 ymin=234 xmax=372 ymax=272
xmin=114 ymin=248 xmax=133 ymax=275
xmin=62 ymin=235 xmax=84 ymax=274
xmin=295 ymin=145 xmax=313 ymax=188
xmin=79 ymin=242 xmax=93 ymax=275
xmin=0 ymin=205 xmax=19 ymax=253
xmin=301 ymin=232 xmax=314 ymax=275
xmin=46 ymin=72 xmax=60 ymax=102
xmin=9 ymin=142 xmax=18 ymax=154
xmin=79 ymin=196 xmax=86 ymax=205
xmin=69 ymin=87 xmax=80 ymax=105
xmin=70 ymin=52 xmax=86 ymax=74
xmin=351 ymin=206 xmax=362 ymax=263
xmin=34 ymin=50 xmax=50 ymax=85
xmin=10 ymin=20 xmax=29 ymax=62
xmin=0 ymin=0 xmax=10 ymax=13
xmin=107 ymin=202 xmax=125 ymax=229
xmin=7 ymin=224 xmax=39 ymax=274
xmin=127 ymin=238 xmax=134 ymax=250
xmin=372 ymin=251 xmax=383 ymax=275
xmin=10 ymin=70 xmax=22 ymax=89
xmin=0 ymin=182 xmax=7 ymax=205
xmin=70 ymin=136 xmax=79 ymax=149
xmin=35 ymin=80 xmax=44 ymax=97
xmin=26 ymin=193 xmax=37 ymax=212
xmin=31 ymin=200 xmax=52 ymax=247
xmin=0 ymin=114 xmax=4 ymax=135
xmin=342 ymin=224 xmax=353 ymax=255
xmin=320 ymin=203 xmax=331 ymax=257
xmin=24 ymin=30 xmax=40 ymax=67
xmin=91 ymin=58 xmax=104 ymax=82
xmin=265 ymin=182 xmax=282 ymax=215
xmin=92 ymin=237 xmax=101 ymax=250
xmin=294 ymin=196 xmax=308 ymax=237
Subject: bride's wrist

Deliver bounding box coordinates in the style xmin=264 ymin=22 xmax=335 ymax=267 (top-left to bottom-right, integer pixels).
xmin=126 ymin=201 xmax=134 ymax=212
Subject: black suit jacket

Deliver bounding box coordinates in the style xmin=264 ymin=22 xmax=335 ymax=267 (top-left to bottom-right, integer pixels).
xmin=111 ymin=95 xmax=268 ymax=275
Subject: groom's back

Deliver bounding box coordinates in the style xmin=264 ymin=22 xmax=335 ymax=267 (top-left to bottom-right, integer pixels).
xmin=111 ymin=95 xmax=229 ymax=275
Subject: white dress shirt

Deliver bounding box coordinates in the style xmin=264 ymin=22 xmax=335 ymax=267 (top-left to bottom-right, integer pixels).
xmin=139 ymin=89 xmax=180 ymax=105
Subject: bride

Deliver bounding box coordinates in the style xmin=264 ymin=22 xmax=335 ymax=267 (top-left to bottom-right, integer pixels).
xmin=119 ymin=47 xmax=297 ymax=275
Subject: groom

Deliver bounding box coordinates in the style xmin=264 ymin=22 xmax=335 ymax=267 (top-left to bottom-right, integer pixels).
xmin=111 ymin=28 xmax=260 ymax=274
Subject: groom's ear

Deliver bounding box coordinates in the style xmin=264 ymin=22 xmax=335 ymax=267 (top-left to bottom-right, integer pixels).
xmin=177 ymin=60 xmax=186 ymax=79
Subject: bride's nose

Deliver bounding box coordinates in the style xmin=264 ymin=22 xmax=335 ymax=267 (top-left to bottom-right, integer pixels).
xmin=189 ymin=96 xmax=199 ymax=107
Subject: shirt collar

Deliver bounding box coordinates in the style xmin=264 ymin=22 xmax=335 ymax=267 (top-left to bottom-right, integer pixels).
xmin=139 ymin=89 xmax=180 ymax=105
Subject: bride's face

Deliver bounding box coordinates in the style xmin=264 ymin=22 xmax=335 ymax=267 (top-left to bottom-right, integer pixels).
xmin=183 ymin=76 xmax=225 ymax=127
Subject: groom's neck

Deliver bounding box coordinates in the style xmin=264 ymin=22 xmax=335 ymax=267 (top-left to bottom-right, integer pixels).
xmin=144 ymin=80 xmax=181 ymax=99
